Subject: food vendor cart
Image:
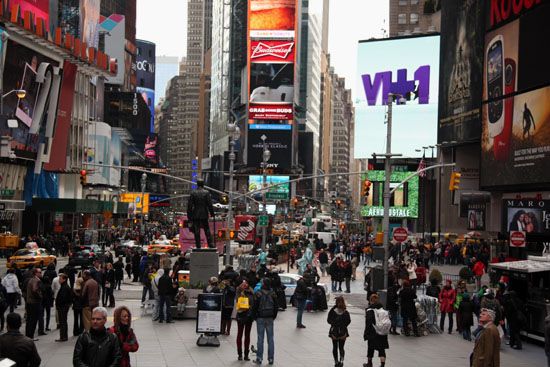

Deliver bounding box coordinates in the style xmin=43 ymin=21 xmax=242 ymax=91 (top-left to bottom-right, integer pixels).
xmin=490 ymin=254 xmax=550 ymax=342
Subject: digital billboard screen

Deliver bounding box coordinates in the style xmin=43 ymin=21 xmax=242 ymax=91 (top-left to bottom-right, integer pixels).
xmin=248 ymin=175 xmax=290 ymax=200
xmin=480 ymin=3 xmax=550 ymax=188
xmin=355 ymin=35 xmax=440 ymax=158
xmin=247 ymin=127 xmax=292 ymax=171
xmin=438 ymin=0 xmax=485 ymax=144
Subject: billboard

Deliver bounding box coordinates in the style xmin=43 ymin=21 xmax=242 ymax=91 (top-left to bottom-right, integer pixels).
xmin=100 ymin=14 xmax=126 ymax=86
xmin=438 ymin=0 xmax=486 ymax=144
xmin=247 ymin=127 xmax=292 ymax=171
xmin=247 ymin=0 xmax=296 ymax=122
xmin=144 ymin=133 xmax=158 ymax=164
xmin=120 ymin=192 xmax=150 ymax=215
xmin=80 ymin=0 xmax=100 ymax=48
xmin=136 ymin=40 xmax=156 ymax=90
xmin=10 ymin=1 xmax=50 ymax=28
xmin=137 ymin=87 xmax=155 ymax=133
xmin=480 ymin=3 xmax=550 ymax=188
xmin=360 ymin=171 xmax=419 ymax=219
xmin=248 ymin=175 xmax=290 ymax=200
xmin=355 ymin=35 xmax=440 ymax=158
xmin=503 ymin=199 xmax=550 ymax=235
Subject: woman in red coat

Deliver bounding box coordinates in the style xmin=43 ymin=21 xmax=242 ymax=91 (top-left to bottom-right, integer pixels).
xmin=439 ymin=280 xmax=457 ymax=334
xmin=109 ymin=306 xmax=139 ymax=367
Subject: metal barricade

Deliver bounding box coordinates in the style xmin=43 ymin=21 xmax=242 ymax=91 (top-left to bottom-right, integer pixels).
xmin=238 ymin=254 xmax=257 ymax=271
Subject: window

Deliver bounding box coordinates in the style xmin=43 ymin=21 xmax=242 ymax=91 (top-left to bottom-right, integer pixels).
xmin=399 ymin=0 xmax=407 ymax=5
xmin=398 ymin=14 xmax=407 ymax=24
xmin=410 ymin=0 xmax=419 ymax=5
xmin=410 ymin=13 xmax=419 ymax=24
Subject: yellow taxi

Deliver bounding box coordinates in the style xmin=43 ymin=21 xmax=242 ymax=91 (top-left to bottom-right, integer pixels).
xmin=147 ymin=243 xmax=179 ymax=256
xmin=8 ymin=248 xmax=57 ymax=269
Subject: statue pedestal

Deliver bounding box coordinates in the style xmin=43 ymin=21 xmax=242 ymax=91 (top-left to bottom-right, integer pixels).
xmin=190 ymin=248 xmax=219 ymax=287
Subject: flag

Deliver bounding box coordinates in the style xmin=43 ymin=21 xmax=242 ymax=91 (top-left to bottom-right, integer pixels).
xmin=417 ymin=155 xmax=426 ymax=178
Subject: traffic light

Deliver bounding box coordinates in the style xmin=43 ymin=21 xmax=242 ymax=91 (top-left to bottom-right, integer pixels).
xmin=449 ymin=172 xmax=462 ymax=191
xmin=229 ymin=230 xmax=236 ymax=240
xmin=218 ymin=229 xmax=235 ymax=240
xmin=79 ymin=169 xmax=87 ymax=185
xmin=363 ymin=180 xmax=372 ymax=197
xmin=220 ymin=194 xmax=229 ymax=204
xmin=217 ymin=229 xmax=226 ymax=239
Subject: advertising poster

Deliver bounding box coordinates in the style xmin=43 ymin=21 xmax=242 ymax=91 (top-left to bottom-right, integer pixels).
xmin=247 ymin=0 xmax=296 ymax=123
xmin=144 ymin=133 xmax=158 ymax=165
xmin=79 ymin=0 xmax=100 ymax=48
xmin=360 ymin=171 xmax=419 ymax=218
xmin=120 ymin=193 xmax=150 ymax=215
xmin=480 ymin=4 xmax=550 ymax=188
xmin=355 ymin=35 xmax=440 ymax=158
xmin=438 ymin=0 xmax=485 ymax=144
xmin=110 ymin=130 xmax=121 ymax=187
xmin=196 ymin=293 xmax=222 ymax=334
xmin=100 ymin=14 xmax=126 ymax=86
xmin=503 ymin=199 xmax=550 ymax=234
xmin=86 ymin=122 xmax=112 ymax=186
xmin=136 ymin=40 xmax=156 ymax=90
xmin=248 ymin=175 xmax=290 ymax=200
xmin=137 ymin=87 xmax=155 ymax=133
xmin=247 ymin=127 xmax=292 ymax=171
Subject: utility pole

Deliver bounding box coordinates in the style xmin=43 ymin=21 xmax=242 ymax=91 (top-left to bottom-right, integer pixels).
xmin=225 ymin=123 xmax=240 ymax=265
xmin=260 ymin=135 xmax=271 ymax=251
xmin=140 ymin=173 xmax=147 ymax=240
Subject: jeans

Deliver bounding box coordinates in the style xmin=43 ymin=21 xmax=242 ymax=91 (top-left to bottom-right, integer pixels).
xmin=331 ymin=279 xmax=338 ymax=292
xmin=43 ymin=305 xmax=51 ymax=330
xmin=440 ymin=312 xmax=454 ymax=333
xmin=345 ymin=278 xmax=351 ymax=292
xmin=320 ymin=263 xmax=328 ymax=277
xmin=462 ymin=327 xmax=471 ymax=341
xmin=296 ymin=298 xmax=306 ymax=326
xmin=158 ymin=295 xmax=172 ymax=322
xmin=256 ymin=317 xmax=274 ymax=362
xmin=142 ymin=285 xmax=153 ymax=303
xmin=152 ymin=295 xmax=160 ymax=320
xmin=389 ymin=309 xmax=398 ymax=330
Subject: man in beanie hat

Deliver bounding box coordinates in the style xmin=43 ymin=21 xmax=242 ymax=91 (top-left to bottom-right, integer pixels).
xmin=471 ymin=308 xmax=500 ymax=367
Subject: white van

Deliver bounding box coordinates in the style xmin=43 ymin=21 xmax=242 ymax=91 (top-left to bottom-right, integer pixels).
xmin=307 ymin=231 xmax=336 ymax=245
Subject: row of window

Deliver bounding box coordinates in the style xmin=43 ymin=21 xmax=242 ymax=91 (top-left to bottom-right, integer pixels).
xmin=399 ymin=0 xmax=419 ymax=5
xmin=398 ymin=13 xmax=419 ymax=24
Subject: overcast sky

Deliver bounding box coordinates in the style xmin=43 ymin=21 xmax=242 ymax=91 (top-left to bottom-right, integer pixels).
xmin=136 ymin=0 xmax=388 ymax=90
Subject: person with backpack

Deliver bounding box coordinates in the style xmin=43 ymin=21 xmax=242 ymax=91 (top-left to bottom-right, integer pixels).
xmin=252 ymin=278 xmax=278 ymax=365
xmin=363 ymin=293 xmax=389 ymax=367
xmin=327 ymin=296 xmax=351 ymax=367
xmin=235 ymin=280 xmax=254 ymax=361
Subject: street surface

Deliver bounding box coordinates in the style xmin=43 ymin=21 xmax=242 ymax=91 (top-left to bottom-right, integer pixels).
xmin=0 ymin=257 xmax=545 ymax=366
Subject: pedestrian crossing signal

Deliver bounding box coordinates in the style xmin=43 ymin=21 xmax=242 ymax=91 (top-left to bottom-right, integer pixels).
xmin=217 ymin=229 xmax=225 ymax=239
xmin=79 ymin=169 xmax=87 ymax=185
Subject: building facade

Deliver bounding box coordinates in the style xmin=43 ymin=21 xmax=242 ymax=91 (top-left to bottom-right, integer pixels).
xmin=389 ymin=0 xmax=440 ymax=37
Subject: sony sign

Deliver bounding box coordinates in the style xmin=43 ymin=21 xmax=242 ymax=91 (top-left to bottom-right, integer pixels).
xmin=361 ymin=65 xmax=430 ymax=106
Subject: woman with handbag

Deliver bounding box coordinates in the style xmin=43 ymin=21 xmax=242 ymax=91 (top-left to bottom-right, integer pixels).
xmin=328 ymin=296 xmax=351 ymax=367
xmin=235 ymin=280 xmax=254 ymax=361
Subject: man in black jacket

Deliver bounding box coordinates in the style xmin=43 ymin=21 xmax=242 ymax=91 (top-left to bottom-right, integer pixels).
xmin=0 ymin=313 xmax=41 ymax=366
xmin=55 ymin=274 xmax=72 ymax=342
xmin=252 ymin=278 xmax=278 ymax=365
xmin=73 ymin=307 xmax=121 ymax=367
xmin=187 ymin=179 xmax=215 ymax=248
xmin=293 ymin=277 xmax=308 ymax=329
xmin=157 ymin=271 xmax=174 ymax=323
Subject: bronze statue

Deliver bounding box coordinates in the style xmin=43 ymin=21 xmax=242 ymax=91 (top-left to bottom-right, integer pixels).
xmin=187 ymin=179 xmax=215 ymax=248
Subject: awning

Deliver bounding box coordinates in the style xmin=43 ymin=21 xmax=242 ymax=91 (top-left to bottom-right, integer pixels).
xmin=31 ymin=198 xmax=128 ymax=214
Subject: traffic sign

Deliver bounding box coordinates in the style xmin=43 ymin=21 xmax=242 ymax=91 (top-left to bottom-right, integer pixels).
xmin=266 ymin=192 xmax=288 ymax=200
xmin=393 ymin=227 xmax=408 ymax=242
xmin=258 ymin=215 xmax=269 ymax=227
xmin=509 ymin=231 xmax=526 ymax=247
xmin=305 ymin=217 xmax=313 ymax=227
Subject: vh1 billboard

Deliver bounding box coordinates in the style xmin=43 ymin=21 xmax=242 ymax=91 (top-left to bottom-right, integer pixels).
xmin=247 ymin=0 xmax=297 ymax=123
xmin=355 ymin=35 xmax=440 ymax=158
xmin=480 ymin=2 xmax=550 ymax=188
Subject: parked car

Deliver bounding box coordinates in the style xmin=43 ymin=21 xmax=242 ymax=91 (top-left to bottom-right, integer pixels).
xmin=278 ymin=273 xmax=330 ymax=303
xmin=69 ymin=244 xmax=105 ymax=267
xmin=8 ymin=248 xmax=57 ymax=269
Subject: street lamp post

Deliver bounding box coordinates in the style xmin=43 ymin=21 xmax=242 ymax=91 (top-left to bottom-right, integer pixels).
xmin=225 ymin=123 xmax=240 ymax=265
xmin=0 ymin=89 xmax=26 ymax=115
xmin=260 ymin=135 xmax=271 ymax=252
xmin=140 ymin=173 xmax=147 ymax=239
xmin=381 ymin=93 xmax=405 ymax=290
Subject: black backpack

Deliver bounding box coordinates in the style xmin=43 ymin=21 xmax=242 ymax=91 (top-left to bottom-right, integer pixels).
xmin=258 ymin=291 xmax=275 ymax=318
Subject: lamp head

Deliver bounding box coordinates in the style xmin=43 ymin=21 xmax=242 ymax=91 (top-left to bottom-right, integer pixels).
xmin=15 ymin=90 xmax=26 ymax=99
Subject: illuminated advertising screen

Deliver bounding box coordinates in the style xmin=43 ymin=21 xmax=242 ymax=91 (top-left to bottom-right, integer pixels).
xmin=360 ymin=171 xmax=419 ymax=219
xmin=503 ymin=199 xmax=550 ymax=235
xmin=247 ymin=0 xmax=296 ymax=122
xmin=480 ymin=3 xmax=550 ymax=188
xmin=120 ymin=193 xmax=150 ymax=215
xmin=247 ymin=127 xmax=292 ymax=171
xmin=438 ymin=0 xmax=485 ymax=144
xmin=248 ymin=175 xmax=290 ymax=200
xmin=355 ymin=35 xmax=440 ymax=158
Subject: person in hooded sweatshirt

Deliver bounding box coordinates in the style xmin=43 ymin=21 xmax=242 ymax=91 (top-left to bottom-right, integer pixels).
xmin=2 ymin=268 xmax=22 ymax=313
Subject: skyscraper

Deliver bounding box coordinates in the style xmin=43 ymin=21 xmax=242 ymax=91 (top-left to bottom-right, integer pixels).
xmin=155 ymin=56 xmax=180 ymax=103
xmin=388 ymin=0 xmax=440 ymax=37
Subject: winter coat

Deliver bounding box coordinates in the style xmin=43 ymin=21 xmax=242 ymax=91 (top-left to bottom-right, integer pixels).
xmin=113 ymin=261 xmax=124 ymax=281
xmin=399 ymin=287 xmax=417 ymax=319
xmin=425 ymin=285 xmax=441 ymax=299
xmin=458 ymin=299 xmax=475 ymax=328
xmin=108 ymin=325 xmax=139 ymax=367
xmin=386 ymin=285 xmax=400 ymax=312
xmin=235 ymin=288 xmax=254 ymax=323
xmin=363 ymin=303 xmax=389 ymax=349
xmin=327 ymin=306 xmax=351 ymax=339
xmin=472 ymin=323 xmax=500 ymax=367
xmin=293 ymin=278 xmax=309 ymax=301
xmin=73 ymin=328 xmax=122 ymax=367
xmin=439 ymin=286 xmax=456 ymax=313
xmin=55 ymin=282 xmax=73 ymax=309
xmin=1 ymin=273 xmax=21 ymax=294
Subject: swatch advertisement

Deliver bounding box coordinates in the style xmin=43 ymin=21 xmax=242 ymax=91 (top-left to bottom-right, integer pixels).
xmin=355 ymin=35 xmax=440 ymax=158
xmin=480 ymin=4 xmax=550 ymax=188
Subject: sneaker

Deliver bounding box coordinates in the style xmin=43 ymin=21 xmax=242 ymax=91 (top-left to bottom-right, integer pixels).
xmin=297 ymin=324 xmax=306 ymax=329
xmin=166 ymin=320 xmax=174 ymax=323
xmin=268 ymin=360 xmax=274 ymax=365
xmin=253 ymin=359 xmax=262 ymax=365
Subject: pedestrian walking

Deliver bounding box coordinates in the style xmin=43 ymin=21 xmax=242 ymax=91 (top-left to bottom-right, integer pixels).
xmin=363 ymin=293 xmax=389 ymax=367
xmin=40 ymin=275 xmax=54 ymax=333
xmin=342 ymin=260 xmax=352 ymax=293
xmin=73 ymin=307 xmax=122 ymax=367
xmin=252 ymin=278 xmax=278 ymax=365
xmin=81 ymin=270 xmax=100 ymax=331
xmin=472 ymin=258 xmax=485 ymax=291
xmin=157 ymin=269 xmax=174 ymax=323
xmin=471 ymin=308 xmax=500 ymax=367
xmin=140 ymin=264 xmax=154 ymax=306
xmin=73 ymin=275 xmax=85 ymax=336
xmin=2 ymin=268 xmax=21 ymax=313
xmin=235 ymin=280 xmax=254 ymax=361
xmin=113 ymin=256 xmax=124 ymax=290
xmin=458 ymin=293 xmax=474 ymax=341
xmin=109 ymin=306 xmax=139 ymax=367
xmin=25 ymin=268 xmax=43 ymax=340
xmin=503 ymin=290 xmax=525 ymax=350
xmin=293 ymin=276 xmax=308 ymax=328
xmin=221 ymin=278 xmax=236 ymax=335
xmin=328 ymin=296 xmax=351 ymax=367
xmin=399 ymin=280 xmax=420 ymax=337
xmin=0 ymin=313 xmax=41 ymax=367
xmin=103 ymin=262 xmax=116 ymax=308
xmin=151 ymin=268 xmax=162 ymax=321
xmin=439 ymin=279 xmax=457 ymax=334
xmin=55 ymin=273 xmax=72 ymax=342
xmin=319 ymin=249 xmax=329 ymax=277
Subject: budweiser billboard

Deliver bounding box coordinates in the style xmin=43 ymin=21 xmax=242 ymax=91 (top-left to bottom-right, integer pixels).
xmin=250 ymin=40 xmax=295 ymax=63
xmin=249 ymin=103 xmax=293 ymax=120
